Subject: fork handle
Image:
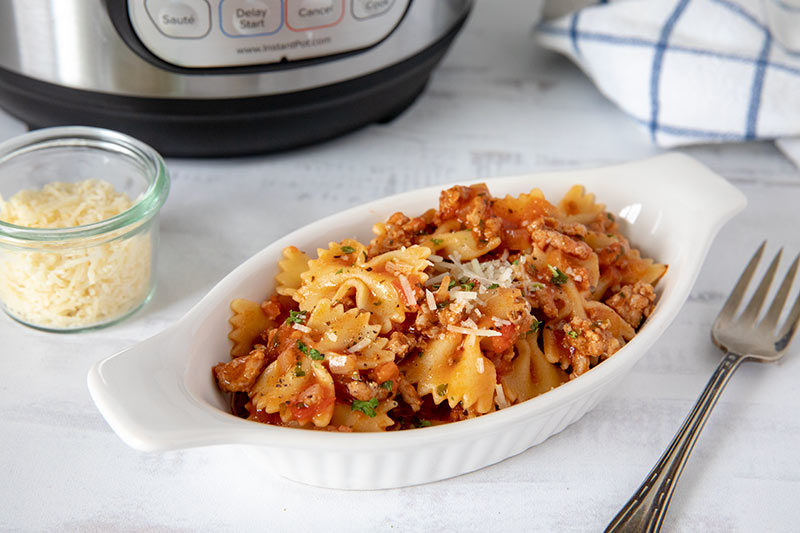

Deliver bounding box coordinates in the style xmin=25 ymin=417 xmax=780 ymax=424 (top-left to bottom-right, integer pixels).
xmin=605 ymin=351 xmax=746 ymax=533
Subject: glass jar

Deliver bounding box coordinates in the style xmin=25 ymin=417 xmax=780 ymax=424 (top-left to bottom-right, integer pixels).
xmin=0 ymin=126 xmax=169 ymax=332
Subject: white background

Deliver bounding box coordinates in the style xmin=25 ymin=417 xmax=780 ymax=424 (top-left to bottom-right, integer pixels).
xmin=1 ymin=1 xmax=799 ymax=531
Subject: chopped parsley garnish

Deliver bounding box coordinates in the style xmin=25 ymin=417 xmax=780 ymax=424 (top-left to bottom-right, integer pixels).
xmin=335 ymin=268 xmax=343 ymax=274
xmin=436 ymin=383 xmax=448 ymax=396
xmin=607 ymin=233 xmax=615 ymax=238
xmin=567 ymin=330 xmax=579 ymax=339
xmin=459 ymin=278 xmax=475 ymax=291
xmin=351 ymin=398 xmax=379 ymax=417
xmin=448 ymin=279 xmax=457 ymax=290
xmin=340 ymin=245 xmax=356 ymax=254
xmin=413 ymin=418 xmax=432 ymax=428
xmin=431 ymin=238 xmax=443 ymax=246
xmin=285 ymin=309 xmax=307 ymax=324
xmin=530 ymin=282 xmax=545 ymax=292
xmin=606 ymin=212 xmax=615 ymax=221
xmin=513 ymin=259 xmax=520 ymax=265
xmin=293 ymin=360 xmax=306 ymax=377
xmin=381 ymin=380 xmax=394 ymax=392
xmin=549 ymin=265 xmax=569 ymax=285
xmin=479 ymin=238 xmax=489 ymax=244
xmin=488 ymin=283 xmax=500 ymax=290
xmin=297 ymin=341 xmax=324 ymax=360
xmin=528 ymin=318 xmax=543 ymax=334
xmin=437 ymin=300 xmax=450 ymax=309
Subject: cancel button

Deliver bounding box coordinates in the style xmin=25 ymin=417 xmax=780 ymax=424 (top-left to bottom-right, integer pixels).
xmin=287 ymin=0 xmax=343 ymax=30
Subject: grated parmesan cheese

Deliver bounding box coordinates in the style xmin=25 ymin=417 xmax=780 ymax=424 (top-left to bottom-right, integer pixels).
xmin=0 ymin=180 xmax=153 ymax=329
xmin=425 ymin=289 xmax=437 ymax=312
xmin=461 ymin=318 xmax=479 ymax=329
xmin=492 ymin=317 xmax=512 ymax=327
xmin=398 ymin=274 xmax=416 ymax=307
xmin=427 ymin=253 xmax=516 ymax=291
xmin=292 ymin=323 xmax=311 ymax=333
xmin=495 ymin=384 xmax=509 ymax=409
xmin=451 ymin=290 xmax=478 ymax=302
xmin=348 ymin=337 xmax=373 ymax=353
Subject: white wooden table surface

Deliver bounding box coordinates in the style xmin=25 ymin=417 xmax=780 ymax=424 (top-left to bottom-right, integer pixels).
xmin=1 ymin=1 xmax=799 ymax=531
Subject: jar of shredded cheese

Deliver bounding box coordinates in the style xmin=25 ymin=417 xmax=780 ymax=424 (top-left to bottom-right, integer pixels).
xmin=0 ymin=127 xmax=169 ymax=331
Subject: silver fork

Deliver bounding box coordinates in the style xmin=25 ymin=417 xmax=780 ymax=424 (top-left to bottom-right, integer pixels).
xmin=606 ymin=242 xmax=800 ymax=533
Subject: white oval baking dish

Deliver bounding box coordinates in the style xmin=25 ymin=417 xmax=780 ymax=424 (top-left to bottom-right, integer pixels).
xmin=88 ymin=153 xmax=746 ymax=489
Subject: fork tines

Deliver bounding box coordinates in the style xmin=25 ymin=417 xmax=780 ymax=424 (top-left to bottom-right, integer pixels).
xmin=718 ymin=241 xmax=800 ymax=340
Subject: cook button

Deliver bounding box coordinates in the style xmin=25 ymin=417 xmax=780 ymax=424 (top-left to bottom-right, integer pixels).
xmin=146 ymin=0 xmax=211 ymax=38
xmin=220 ymin=0 xmax=283 ymax=36
xmin=286 ymin=0 xmax=343 ymax=30
xmin=352 ymin=0 xmax=394 ymax=20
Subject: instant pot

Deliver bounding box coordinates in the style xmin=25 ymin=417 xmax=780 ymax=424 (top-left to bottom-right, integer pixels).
xmin=0 ymin=0 xmax=472 ymax=156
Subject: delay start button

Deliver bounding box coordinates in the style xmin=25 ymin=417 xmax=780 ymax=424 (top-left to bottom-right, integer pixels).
xmin=286 ymin=0 xmax=344 ymax=31
xmin=220 ymin=0 xmax=283 ymax=36
xmin=352 ymin=0 xmax=394 ymax=20
xmin=145 ymin=0 xmax=211 ymax=38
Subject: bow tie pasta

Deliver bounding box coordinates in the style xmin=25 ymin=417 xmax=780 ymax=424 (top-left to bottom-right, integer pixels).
xmin=212 ymin=184 xmax=666 ymax=431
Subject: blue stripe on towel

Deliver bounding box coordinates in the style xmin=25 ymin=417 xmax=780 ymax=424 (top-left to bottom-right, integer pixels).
xmin=711 ymin=0 xmax=767 ymax=30
xmin=773 ymin=0 xmax=800 ymax=12
xmin=633 ymin=118 xmax=746 ymax=141
xmin=649 ymin=0 xmax=691 ymax=140
xmin=536 ymin=25 xmax=800 ymax=78
xmin=569 ymin=12 xmax=582 ymax=56
xmin=746 ymin=31 xmax=773 ymax=139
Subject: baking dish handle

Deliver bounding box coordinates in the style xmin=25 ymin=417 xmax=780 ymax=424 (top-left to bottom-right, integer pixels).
xmin=87 ymin=326 xmax=226 ymax=452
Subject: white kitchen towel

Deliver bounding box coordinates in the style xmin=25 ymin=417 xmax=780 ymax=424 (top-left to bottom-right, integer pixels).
xmin=536 ymin=0 xmax=800 ymax=168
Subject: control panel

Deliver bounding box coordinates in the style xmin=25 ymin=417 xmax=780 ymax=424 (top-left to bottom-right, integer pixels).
xmin=127 ymin=0 xmax=409 ymax=68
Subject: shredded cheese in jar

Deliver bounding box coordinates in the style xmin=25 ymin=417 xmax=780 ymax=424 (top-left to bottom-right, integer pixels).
xmin=0 ymin=179 xmax=152 ymax=329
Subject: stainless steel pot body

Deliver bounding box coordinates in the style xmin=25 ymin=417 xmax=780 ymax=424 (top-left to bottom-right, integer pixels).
xmin=0 ymin=0 xmax=471 ymax=99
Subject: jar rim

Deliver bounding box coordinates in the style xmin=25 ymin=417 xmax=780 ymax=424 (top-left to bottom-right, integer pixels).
xmin=0 ymin=126 xmax=169 ymax=243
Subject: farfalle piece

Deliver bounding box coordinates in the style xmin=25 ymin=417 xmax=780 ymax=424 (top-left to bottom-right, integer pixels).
xmin=294 ymin=239 xmax=431 ymax=333
xmin=250 ymin=356 xmax=335 ymax=428
xmin=276 ymin=246 xmax=310 ymax=298
xmin=500 ymin=332 xmax=568 ymax=404
xmin=306 ymin=298 xmax=394 ymax=369
xmin=331 ymin=399 xmax=397 ymax=432
xmin=418 ymin=228 xmax=500 ymax=261
xmin=403 ymin=332 xmax=497 ymax=414
xmin=558 ymin=185 xmax=606 ymax=224
xmin=228 ymin=298 xmax=272 ymax=357
xmin=492 ymin=187 xmax=557 ymax=227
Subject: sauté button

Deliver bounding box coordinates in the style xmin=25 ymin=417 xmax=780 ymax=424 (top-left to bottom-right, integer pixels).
xmin=145 ymin=0 xmax=211 ymax=38
xmin=286 ymin=0 xmax=343 ymax=30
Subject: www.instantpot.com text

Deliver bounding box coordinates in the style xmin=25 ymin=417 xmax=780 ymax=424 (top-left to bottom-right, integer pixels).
xmin=236 ymin=37 xmax=332 ymax=54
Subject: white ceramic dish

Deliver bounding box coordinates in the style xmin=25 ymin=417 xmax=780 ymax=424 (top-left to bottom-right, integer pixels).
xmin=88 ymin=153 xmax=745 ymax=490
